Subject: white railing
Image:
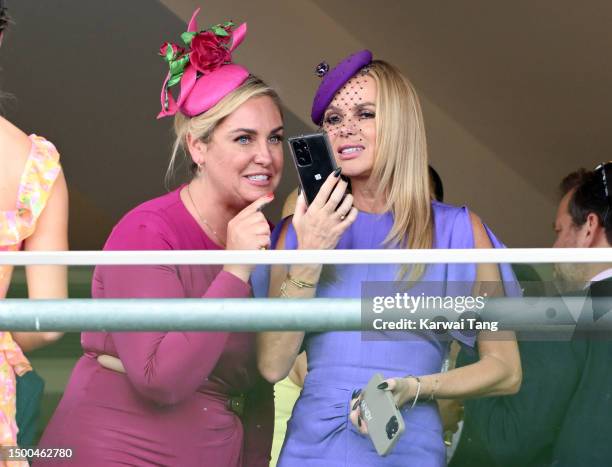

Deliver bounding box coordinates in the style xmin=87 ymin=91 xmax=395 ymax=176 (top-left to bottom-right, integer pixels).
xmin=0 ymin=248 xmax=608 ymax=265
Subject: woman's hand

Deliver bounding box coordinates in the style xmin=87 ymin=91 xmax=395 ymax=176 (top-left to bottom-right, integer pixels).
xmin=223 ymin=193 xmax=274 ymax=282
xmin=226 ymin=193 xmax=274 ymax=251
xmin=375 ymin=377 xmax=421 ymax=407
xmin=349 ymin=389 xmax=368 ymax=435
xmin=293 ymin=170 xmax=357 ymax=250
xmin=348 ymin=377 xmax=421 ymax=435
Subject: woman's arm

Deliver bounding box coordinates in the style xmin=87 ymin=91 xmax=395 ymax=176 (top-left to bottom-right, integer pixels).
xmin=350 ymin=212 xmax=522 ymax=431
xmin=258 ymin=175 xmax=357 ymax=383
xmin=428 ymin=212 xmax=522 ymax=397
xmin=386 ymin=335 xmax=521 ymax=408
xmin=12 ymin=169 xmax=69 ymax=352
xmin=98 ymin=213 xmax=251 ymax=405
xmin=257 ymin=219 xmax=308 ymax=383
xmin=99 ymin=194 xmax=274 ymax=404
xmin=110 ymin=270 xmax=250 ymax=406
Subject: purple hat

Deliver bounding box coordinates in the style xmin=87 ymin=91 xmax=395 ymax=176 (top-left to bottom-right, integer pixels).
xmin=311 ymin=50 xmax=373 ymax=125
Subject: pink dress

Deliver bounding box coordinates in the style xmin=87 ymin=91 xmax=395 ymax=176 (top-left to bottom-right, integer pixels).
xmin=0 ymin=135 xmax=61 ymax=466
xmin=37 ymin=187 xmax=273 ymax=467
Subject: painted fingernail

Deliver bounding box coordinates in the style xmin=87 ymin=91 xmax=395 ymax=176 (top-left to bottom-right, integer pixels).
xmin=333 ymin=167 xmax=342 ymax=177
xmin=377 ymin=382 xmax=388 ymax=390
xmin=352 ymin=398 xmax=360 ymax=411
xmin=351 ymin=388 xmax=362 ymax=399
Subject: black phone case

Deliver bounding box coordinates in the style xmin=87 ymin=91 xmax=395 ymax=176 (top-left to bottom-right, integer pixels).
xmin=288 ymin=133 xmax=338 ymax=206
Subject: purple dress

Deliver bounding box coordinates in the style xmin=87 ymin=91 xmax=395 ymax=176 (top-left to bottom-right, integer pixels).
xmin=36 ymin=187 xmax=273 ymax=467
xmin=259 ymin=201 xmax=515 ymax=467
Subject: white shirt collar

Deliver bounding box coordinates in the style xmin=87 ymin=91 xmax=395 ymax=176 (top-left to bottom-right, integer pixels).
xmin=589 ymin=268 xmax=612 ymax=284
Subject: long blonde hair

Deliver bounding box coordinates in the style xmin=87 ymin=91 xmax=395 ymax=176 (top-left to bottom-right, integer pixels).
xmin=366 ymin=60 xmax=433 ymax=279
xmin=166 ymin=75 xmax=282 ymax=186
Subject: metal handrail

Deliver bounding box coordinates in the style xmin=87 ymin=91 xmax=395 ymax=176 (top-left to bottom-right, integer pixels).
xmin=0 ymin=297 xmax=607 ymax=333
xmin=0 ymin=248 xmax=609 ymax=265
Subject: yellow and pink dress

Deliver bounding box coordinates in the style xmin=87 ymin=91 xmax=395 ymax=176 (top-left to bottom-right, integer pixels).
xmin=0 ymin=135 xmax=61 ymax=465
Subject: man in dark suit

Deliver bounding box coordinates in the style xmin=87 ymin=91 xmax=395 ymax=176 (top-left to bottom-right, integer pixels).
xmin=449 ymin=165 xmax=612 ymax=467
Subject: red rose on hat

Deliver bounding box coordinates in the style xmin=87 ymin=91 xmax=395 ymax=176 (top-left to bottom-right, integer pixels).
xmin=190 ymin=31 xmax=231 ymax=73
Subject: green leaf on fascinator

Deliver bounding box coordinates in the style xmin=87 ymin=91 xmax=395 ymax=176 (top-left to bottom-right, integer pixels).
xmin=167 ymin=73 xmax=183 ymax=88
xmin=169 ymin=55 xmax=190 ymax=74
xmin=167 ymin=54 xmax=190 ymax=89
xmin=181 ymin=31 xmax=197 ymax=46
xmin=164 ymin=45 xmax=175 ymax=62
xmin=211 ymin=26 xmax=230 ymax=36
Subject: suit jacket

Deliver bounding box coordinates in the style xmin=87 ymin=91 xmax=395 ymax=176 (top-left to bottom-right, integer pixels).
xmin=450 ymin=277 xmax=612 ymax=467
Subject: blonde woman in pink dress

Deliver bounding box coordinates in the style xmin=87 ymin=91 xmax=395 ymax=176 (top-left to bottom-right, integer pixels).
xmin=0 ymin=2 xmax=68 ymax=462
xmin=38 ymin=8 xmax=279 ymax=467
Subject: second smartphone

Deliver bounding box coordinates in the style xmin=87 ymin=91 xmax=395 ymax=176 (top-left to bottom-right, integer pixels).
xmin=360 ymin=373 xmax=406 ymax=456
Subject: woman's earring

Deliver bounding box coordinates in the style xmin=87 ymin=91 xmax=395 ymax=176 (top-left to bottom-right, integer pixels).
xmin=197 ymin=162 xmax=204 ymax=173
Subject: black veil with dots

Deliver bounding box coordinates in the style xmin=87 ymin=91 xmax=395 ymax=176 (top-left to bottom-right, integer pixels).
xmin=321 ymin=67 xmax=372 ymax=146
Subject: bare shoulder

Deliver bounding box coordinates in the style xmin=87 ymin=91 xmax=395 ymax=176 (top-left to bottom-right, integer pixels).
xmin=469 ymin=211 xmax=493 ymax=249
xmin=470 ymin=211 xmax=502 ymax=284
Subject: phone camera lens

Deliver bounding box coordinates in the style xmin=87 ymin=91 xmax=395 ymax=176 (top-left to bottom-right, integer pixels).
xmin=386 ymin=416 xmax=399 ymax=440
xmin=294 ymin=140 xmax=312 ymax=166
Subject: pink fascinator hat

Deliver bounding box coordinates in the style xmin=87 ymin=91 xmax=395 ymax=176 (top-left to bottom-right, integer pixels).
xmin=157 ymin=8 xmax=249 ymax=119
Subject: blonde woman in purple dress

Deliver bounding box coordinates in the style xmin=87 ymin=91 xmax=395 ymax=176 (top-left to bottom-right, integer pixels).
xmin=257 ymin=51 xmax=522 ymax=466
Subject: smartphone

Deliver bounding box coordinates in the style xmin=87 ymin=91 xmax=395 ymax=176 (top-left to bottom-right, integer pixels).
xmin=288 ymin=132 xmax=341 ymax=206
xmin=360 ymin=373 xmax=406 ymax=456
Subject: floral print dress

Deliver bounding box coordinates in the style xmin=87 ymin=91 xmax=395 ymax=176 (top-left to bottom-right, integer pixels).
xmin=0 ymin=135 xmax=61 ymax=466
